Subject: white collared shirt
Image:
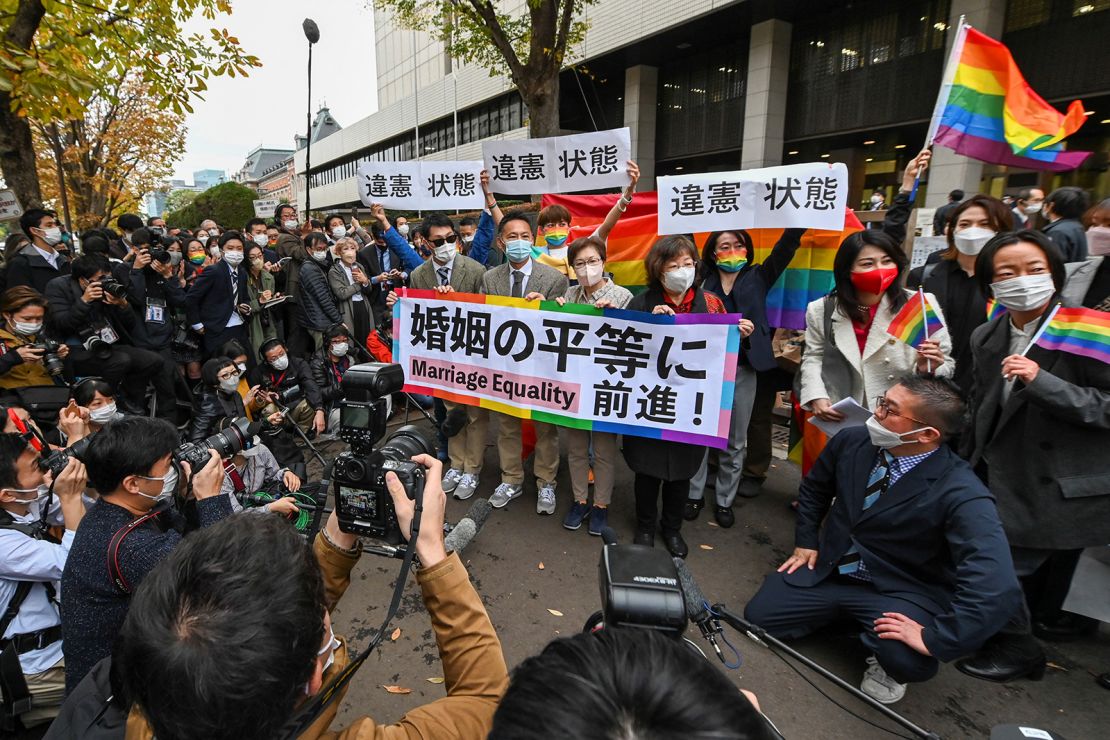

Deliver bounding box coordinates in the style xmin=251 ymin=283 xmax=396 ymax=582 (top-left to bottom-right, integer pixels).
xmin=509 ymin=257 xmax=534 ymax=295
xmin=226 ymin=261 xmax=244 ymax=327
xmin=33 ymin=245 xmax=59 ymax=269
xmin=341 ymin=263 xmax=364 ymax=302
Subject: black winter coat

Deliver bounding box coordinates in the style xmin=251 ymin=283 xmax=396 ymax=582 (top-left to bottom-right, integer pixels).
xmin=296 ymin=258 xmax=341 ymax=332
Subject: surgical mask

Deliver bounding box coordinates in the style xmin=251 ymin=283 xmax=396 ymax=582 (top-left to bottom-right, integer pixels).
xmin=1023 ymin=203 xmax=1042 ymax=215
xmin=219 ymin=375 xmax=240 ymax=393
xmin=12 ymin=320 xmax=42 ymax=336
xmin=544 ymin=230 xmax=569 ymax=248
xmin=236 ymin=362 xmax=247 ymax=375
xmin=330 ymin=342 xmax=349 ymax=357
xmin=223 ymin=250 xmax=244 ymax=266
xmin=331 ymin=226 xmax=346 ymax=239
xmin=662 ymin=266 xmax=695 ymax=295
xmin=4 ymin=484 xmax=49 ymax=505
xmin=135 ymin=465 xmax=178 ymax=502
xmin=210 ymin=246 xmax=222 ymax=259
xmin=850 ymin=266 xmax=899 ymax=295
xmin=311 ymin=250 xmax=329 ymax=263
xmin=39 ymin=227 xmax=63 ymax=246
xmin=953 ymin=227 xmax=996 ymax=256
xmin=866 ymin=415 xmax=932 ymax=450
xmin=397 ymin=224 xmax=410 ymax=236
xmin=271 ymin=354 xmax=289 ymax=371
xmin=716 ymin=252 xmax=748 ymax=273
xmin=505 ymin=239 xmax=533 ymax=263
xmin=462 ymin=235 xmax=474 ymax=244
xmin=575 ymin=262 xmax=604 ymax=287
xmin=151 ymin=226 xmax=164 ymax=235
xmin=433 ymin=243 xmax=456 ymax=264
xmin=252 ymin=233 xmax=269 ymax=248
xmin=990 ymin=273 xmax=1056 ymax=312
xmin=196 ymin=233 xmax=208 ymax=241
xmin=305 ymin=628 xmax=341 ymax=695
xmin=250 ymin=257 xmax=265 ymax=269
xmin=168 ymin=252 xmax=183 ymax=267
xmin=1086 ymin=226 xmax=1110 ymax=257
xmin=283 ymin=220 xmax=299 ymax=231
xmin=88 ymin=403 xmax=117 ymax=425
xmin=870 ymin=195 xmax=884 ymax=205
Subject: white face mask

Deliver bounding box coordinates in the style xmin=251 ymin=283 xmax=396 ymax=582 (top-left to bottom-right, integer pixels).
xmin=283 ymin=220 xmax=299 ymax=231
xmin=990 ymin=273 xmax=1056 ymax=312
xmin=1086 ymin=226 xmax=1110 ymax=257
xmin=270 ymin=354 xmax=289 ymax=371
xmin=88 ymin=403 xmax=117 ymax=425
xmin=196 ymin=232 xmax=208 ymax=241
xmin=1023 ymin=203 xmax=1042 ymax=215
xmin=462 ymin=235 xmax=474 ymax=244
xmin=330 ymin=342 xmax=349 ymax=357
xmin=311 ymin=250 xmax=329 ymax=262
xmin=4 ymin=484 xmax=49 ymax=506
xmin=219 ymin=375 xmax=240 ymax=393
xmin=575 ymin=262 xmax=605 ymax=287
xmin=236 ymin=362 xmax=247 ymax=375
xmin=865 ymin=416 xmax=933 ymax=450
xmin=871 ymin=195 xmax=884 ymax=205
xmin=223 ymin=250 xmax=244 ymax=266
xmin=953 ymin=227 xmax=996 ymax=256
xmin=252 ymin=233 xmax=269 ymax=248
xmin=210 ymin=246 xmax=222 ymax=259
xmin=39 ymin=227 xmax=63 ymax=247
xmin=12 ymin=320 xmax=42 ymax=336
xmin=331 ymin=226 xmax=346 ymax=239
xmin=135 ymin=465 xmax=178 ymax=502
xmin=662 ymin=266 xmax=695 ymax=295
xmin=397 ymin=224 xmax=410 ymax=236
xmin=433 ymin=243 xmax=456 ymax=264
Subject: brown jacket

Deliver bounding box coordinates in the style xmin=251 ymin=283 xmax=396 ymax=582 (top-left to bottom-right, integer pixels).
xmin=126 ymin=533 xmax=508 ymax=739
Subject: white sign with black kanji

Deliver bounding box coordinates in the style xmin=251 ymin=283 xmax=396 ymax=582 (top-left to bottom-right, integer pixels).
xmin=482 ymin=127 xmax=632 ymax=195
xmin=356 ymin=160 xmax=484 ymax=210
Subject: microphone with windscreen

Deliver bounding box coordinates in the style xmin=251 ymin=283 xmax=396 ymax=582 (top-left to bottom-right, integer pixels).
xmin=673 ymin=557 xmax=726 ymax=662
xmin=444 ymin=498 xmax=493 ymax=554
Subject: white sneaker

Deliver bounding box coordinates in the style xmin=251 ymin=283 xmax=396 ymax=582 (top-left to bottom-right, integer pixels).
xmin=536 ymin=481 xmax=556 ymax=515
xmin=489 ymin=483 xmax=523 ymax=509
xmin=441 ymin=468 xmax=463 ymax=494
xmin=860 ymin=656 xmax=907 ymax=704
xmin=454 ymin=473 xmax=479 ymax=500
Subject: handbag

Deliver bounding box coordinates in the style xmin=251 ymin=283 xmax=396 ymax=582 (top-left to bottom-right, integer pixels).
xmin=11 ymin=385 xmax=70 ymax=427
xmin=771 ymin=328 xmax=805 ymax=373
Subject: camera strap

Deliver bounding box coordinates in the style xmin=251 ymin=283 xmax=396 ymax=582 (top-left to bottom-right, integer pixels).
xmin=280 ymin=486 xmax=425 ymax=738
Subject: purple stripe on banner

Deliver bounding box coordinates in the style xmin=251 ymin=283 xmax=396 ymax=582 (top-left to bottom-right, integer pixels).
xmin=766 ymin=307 xmax=808 ymax=331
xmin=673 ymin=312 xmax=743 ymax=325
xmin=1037 ymin=335 xmax=1110 ymax=363
xmin=935 ymin=126 xmax=1091 ymax=173
xmin=661 ymin=429 xmax=729 ymax=450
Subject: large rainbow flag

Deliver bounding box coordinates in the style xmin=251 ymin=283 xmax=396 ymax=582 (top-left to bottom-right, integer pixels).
xmin=927 ymin=23 xmax=1090 ymax=171
xmin=539 ymin=192 xmax=863 ymax=329
xmin=1030 ymin=304 xmax=1110 ymax=365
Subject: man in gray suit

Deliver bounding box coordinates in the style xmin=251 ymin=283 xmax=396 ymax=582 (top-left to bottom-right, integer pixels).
xmin=407 ymin=213 xmax=489 ymax=502
xmin=481 ymin=212 xmax=570 ymax=514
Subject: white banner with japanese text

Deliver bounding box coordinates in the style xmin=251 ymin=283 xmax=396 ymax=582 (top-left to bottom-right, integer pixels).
xmin=356 ymin=160 xmax=484 ymax=210
xmin=392 ymin=290 xmax=740 ymax=449
xmin=482 ymin=127 xmax=632 ymax=195
xmin=656 ymin=162 xmax=849 ymax=234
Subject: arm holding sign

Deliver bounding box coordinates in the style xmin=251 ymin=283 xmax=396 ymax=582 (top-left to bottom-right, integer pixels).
xmin=373 ymin=203 xmax=424 ymax=273
xmin=594 ymin=161 xmax=640 ymax=243
xmin=467 ymin=209 xmax=495 ymax=267
xmin=882 ymin=150 xmax=931 ymax=246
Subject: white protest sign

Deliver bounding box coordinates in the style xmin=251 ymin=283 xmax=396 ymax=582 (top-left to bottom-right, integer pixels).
xmin=910 ymin=236 xmax=949 ymax=269
xmin=394 ymin=291 xmax=741 ymax=448
xmin=0 ymin=189 xmax=23 ymax=222
xmin=356 ymin=161 xmax=484 ymax=210
xmin=483 ymin=127 xmax=632 ymax=195
xmin=253 ymin=198 xmax=280 ymax=218
xmin=657 ymin=162 xmax=848 ymax=234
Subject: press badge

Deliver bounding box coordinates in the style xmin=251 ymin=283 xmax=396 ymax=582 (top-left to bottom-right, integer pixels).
xmin=99 ymin=326 xmax=120 ymax=344
xmin=145 ymin=298 xmax=167 ymax=324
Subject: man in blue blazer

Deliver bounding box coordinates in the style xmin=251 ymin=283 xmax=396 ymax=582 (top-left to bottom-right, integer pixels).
xmin=745 ymin=375 xmax=1021 ymax=704
xmin=185 ymin=231 xmax=251 ymax=355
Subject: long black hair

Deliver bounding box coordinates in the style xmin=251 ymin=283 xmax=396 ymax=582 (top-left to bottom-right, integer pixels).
xmin=831 ymin=230 xmax=909 ymax=317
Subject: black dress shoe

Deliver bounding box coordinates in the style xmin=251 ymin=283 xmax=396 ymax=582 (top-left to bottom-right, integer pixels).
xmin=662 ymin=532 xmax=688 ymax=559
xmin=683 ymin=499 xmax=703 ymax=521
xmin=1033 ymin=613 xmax=1099 ymax=642
xmin=633 ymin=529 xmax=654 ymax=547
xmin=954 ymin=635 xmax=1046 ymax=683
xmin=1098 ymin=672 xmax=1110 ymax=690
xmin=714 ymin=506 xmax=735 ymax=528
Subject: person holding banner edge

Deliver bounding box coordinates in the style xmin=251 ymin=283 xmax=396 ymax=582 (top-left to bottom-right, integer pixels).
xmin=623 ymin=235 xmax=727 ymax=558
xmin=685 ymin=226 xmax=806 ymax=527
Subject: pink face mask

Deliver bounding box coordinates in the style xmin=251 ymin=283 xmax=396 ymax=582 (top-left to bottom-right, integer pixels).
xmin=1087 ymin=226 xmax=1110 ymax=257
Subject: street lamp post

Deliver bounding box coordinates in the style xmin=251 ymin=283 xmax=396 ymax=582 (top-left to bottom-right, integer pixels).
xmin=302 ymin=18 xmax=320 ymax=220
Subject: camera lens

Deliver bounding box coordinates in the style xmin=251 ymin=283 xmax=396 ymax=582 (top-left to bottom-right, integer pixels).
xmin=378 ymin=424 xmax=435 ymax=463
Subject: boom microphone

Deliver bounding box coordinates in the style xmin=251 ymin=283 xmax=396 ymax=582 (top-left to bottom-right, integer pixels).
xmin=444 ymin=498 xmax=492 ymax=554
xmin=673 ymin=557 xmax=726 ymax=661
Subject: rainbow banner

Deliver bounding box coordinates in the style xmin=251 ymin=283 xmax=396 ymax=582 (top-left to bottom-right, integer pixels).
xmin=1029 ymin=305 xmax=1110 ymax=365
xmin=392 ymin=289 xmax=741 ymax=448
xmin=887 ymin=289 xmax=945 ymax=348
xmin=539 ymin=192 xmax=863 ymax=329
xmin=927 ymin=22 xmax=1090 ymax=172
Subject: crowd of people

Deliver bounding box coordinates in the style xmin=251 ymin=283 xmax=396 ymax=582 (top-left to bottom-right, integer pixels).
xmin=0 ymin=148 xmax=1106 ymax=738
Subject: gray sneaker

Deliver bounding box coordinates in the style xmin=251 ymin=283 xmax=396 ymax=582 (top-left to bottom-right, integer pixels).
xmin=454 ymin=473 xmax=479 ymax=500
xmin=860 ymin=656 xmax=907 ymax=704
xmin=441 ymin=468 xmax=463 ymax=494
xmin=489 ymin=482 xmax=523 ymax=509
xmin=536 ymin=481 xmax=557 ymax=515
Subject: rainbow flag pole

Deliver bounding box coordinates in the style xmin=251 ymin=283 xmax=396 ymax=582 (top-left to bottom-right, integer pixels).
xmin=921 ymin=289 xmax=933 ymax=372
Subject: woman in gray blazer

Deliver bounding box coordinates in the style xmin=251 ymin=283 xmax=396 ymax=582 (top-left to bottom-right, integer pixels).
xmin=328 ymin=237 xmax=375 ymax=348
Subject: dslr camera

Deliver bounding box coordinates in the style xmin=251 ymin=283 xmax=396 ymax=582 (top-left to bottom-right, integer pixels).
xmin=174 ymin=417 xmax=261 ymax=470
xmin=333 ymin=363 xmax=433 ymax=542
xmin=97 ymin=276 xmax=128 ymax=299
xmin=38 ymin=435 xmax=93 ymax=479
xmin=28 ymin=338 xmax=65 ymax=377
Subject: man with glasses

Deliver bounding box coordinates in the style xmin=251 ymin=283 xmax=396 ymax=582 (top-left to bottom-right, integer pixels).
xmin=744 ymin=375 xmax=1020 ymax=705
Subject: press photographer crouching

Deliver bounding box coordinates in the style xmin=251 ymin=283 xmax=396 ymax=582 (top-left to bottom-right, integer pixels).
xmin=58 ymin=417 xmax=229 ymax=693
xmin=0 ymin=287 xmax=69 ymax=391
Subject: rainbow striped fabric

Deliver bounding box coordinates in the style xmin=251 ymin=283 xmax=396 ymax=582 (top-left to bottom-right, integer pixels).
xmin=887 ymin=290 xmax=945 ymax=349
xmin=931 ymin=25 xmax=1090 ymax=172
xmin=1033 ymin=305 xmax=1110 ymax=365
xmin=986 ymin=298 xmax=1007 ymax=321
xmin=539 ymin=192 xmax=863 ymax=329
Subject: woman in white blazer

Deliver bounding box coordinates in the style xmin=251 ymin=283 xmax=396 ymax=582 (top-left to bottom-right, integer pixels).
xmin=800 ymin=229 xmax=953 ymax=421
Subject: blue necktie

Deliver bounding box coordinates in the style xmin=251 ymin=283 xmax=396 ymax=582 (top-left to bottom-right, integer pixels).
xmin=838 ymin=451 xmax=893 ymax=579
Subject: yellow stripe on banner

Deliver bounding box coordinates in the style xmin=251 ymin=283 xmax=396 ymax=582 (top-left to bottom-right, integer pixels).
xmin=482 ymin=295 xmax=543 ymax=310
xmin=952 ymin=63 xmax=1006 ymax=97
xmin=481 ymin=398 xmax=532 ymax=418
xmin=609 ymin=260 xmax=648 ymax=287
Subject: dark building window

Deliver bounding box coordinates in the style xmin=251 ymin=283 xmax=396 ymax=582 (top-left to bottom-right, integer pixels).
xmin=656 ymin=43 xmax=748 ymax=162
xmin=1003 ymin=0 xmax=1110 ymax=100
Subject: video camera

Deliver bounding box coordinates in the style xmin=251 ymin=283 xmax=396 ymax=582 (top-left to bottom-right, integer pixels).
xmin=333 ymin=363 xmax=433 ymax=542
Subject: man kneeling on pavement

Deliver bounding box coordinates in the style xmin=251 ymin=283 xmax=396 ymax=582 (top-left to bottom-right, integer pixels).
xmin=745 ymin=375 xmax=1022 ymax=704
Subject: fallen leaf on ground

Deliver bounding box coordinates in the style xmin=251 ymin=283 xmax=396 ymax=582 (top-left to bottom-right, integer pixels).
xmin=700 ymin=544 xmax=714 ymax=550
xmin=538 ymin=562 xmax=545 ymax=570
xmin=382 ymin=685 xmax=412 ymax=694
xmin=707 ymin=521 xmax=719 ymax=527
xmin=1046 ymin=662 xmax=1068 ymax=672
xmin=426 ymin=677 xmax=445 ymax=684
xmin=547 ymin=608 xmax=564 ymax=617
xmin=390 ymin=628 xmax=401 ymax=641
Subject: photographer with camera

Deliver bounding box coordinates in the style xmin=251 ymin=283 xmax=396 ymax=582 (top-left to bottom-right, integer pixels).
xmin=0 ymin=432 xmax=87 ymax=731
xmin=218 ymin=431 xmax=301 ymax=517
xmin=185 ymin=231 xmax=252 ymax=356
xmin=60 ymin=416 xmax=230 ymax=692
xmin=310 ymin=324 xmax=355 ymax=433
xmin=190 ymin=356 xmax=282 ymax=444
xmin=45 ymin=254 xmax=171 ymax=419
xmin=0 ymin=287 xmax=69 ymax=390
xmin=54 ymin=450 xmax=508 ymax=740
xmin=252 ymin=338 xmax=327 ymax=436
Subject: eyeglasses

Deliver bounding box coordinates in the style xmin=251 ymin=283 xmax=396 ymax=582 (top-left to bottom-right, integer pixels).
xmin=873 ymin=396 xmax=929 ymax=426
xmin=216 ymin=369 xmax=239 ymax=381
xmin=572 ymin=258 xmax=603 ymax=270
xmin=427 ymin=234 xmax=459 ymax=247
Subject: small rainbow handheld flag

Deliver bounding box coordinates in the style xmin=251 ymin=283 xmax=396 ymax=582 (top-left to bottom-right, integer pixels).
xmin=887 ymin=289 xmax=945 ymax=349
xmin=986 ymin=298 xmax=1007 ymax=321
xmin=1028 ymin=305 xmax=1110 ymax=365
